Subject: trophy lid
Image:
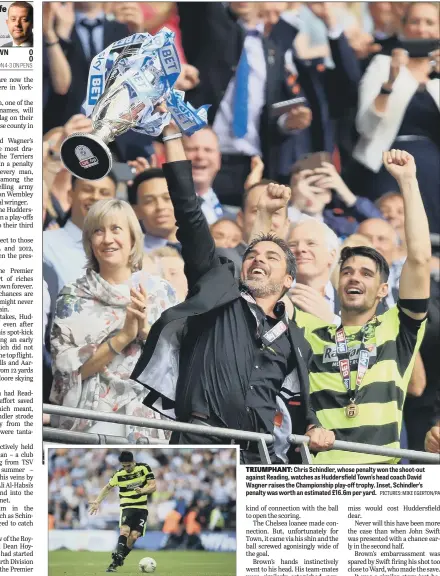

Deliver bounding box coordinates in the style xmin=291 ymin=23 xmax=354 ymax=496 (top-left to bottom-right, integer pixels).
xmin=60 ymin=133 xmax=113 ymax=181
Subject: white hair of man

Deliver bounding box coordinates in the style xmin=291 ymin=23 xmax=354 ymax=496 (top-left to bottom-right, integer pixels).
xmin=290 ymin=216 xmax=340 ymax=273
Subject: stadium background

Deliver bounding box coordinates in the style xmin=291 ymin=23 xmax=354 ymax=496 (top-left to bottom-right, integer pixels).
xmin=48 ymin=447 xmax=237 ymax=554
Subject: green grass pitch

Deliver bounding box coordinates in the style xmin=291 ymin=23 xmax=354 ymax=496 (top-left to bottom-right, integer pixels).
xmin=49 ymin=550 xmax=236 ymax=576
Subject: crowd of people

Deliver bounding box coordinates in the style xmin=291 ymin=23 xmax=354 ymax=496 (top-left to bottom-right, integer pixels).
xmin=43 ymin=2 xmax=440 ymax=462
xmin=48 ymin=447 xmax=237 ymax=535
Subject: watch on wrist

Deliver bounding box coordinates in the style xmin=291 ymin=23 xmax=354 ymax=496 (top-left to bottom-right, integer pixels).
xmin=380 ymin=84 xmax=393 ymax=95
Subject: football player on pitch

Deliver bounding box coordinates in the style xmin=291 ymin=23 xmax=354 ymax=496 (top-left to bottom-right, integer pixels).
xmin=88 ymin=451 xmax=156 ymax=573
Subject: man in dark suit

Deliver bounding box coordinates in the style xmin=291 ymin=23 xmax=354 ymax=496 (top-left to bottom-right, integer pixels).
xmin=2 ymin=1 xmax=33 ymax=47
xmin=132 ymin=112 xmax=335 ymax=464
xmin=43 ymin=2 xmax=153 ymax=161
xmin=177 ymin=2 xmax=312 ymax=207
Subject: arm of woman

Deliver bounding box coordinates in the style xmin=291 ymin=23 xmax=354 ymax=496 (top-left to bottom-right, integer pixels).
xmin=79 ymin=331 xmax=133 ymax=380
xmin=50 ymin=295 xmax=139 ymax=396
xmin=356 ymin=53 xmax=403 ymax=138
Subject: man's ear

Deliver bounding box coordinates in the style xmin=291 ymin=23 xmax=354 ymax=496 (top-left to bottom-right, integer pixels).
xmin=283 ymin=274 xmax=293 ymax=291
xmin=236 ymin=211 xmax=244 ymax=230
xmin=378 ymin=282 xmax=389 ymax=301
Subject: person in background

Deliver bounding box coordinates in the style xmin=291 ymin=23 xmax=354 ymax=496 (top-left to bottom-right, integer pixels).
xmin=127 ymin=169 xmax=179 ymax=253
xmin=2 ymin=1 xmax=33 ymax=47
xmin=149 ymin=246 xmax=188 ymax=303
xmin=289 ymin=162 xmax=383 ymax=237
xmin=287 ymin=219 xmax=340 ymax=323
xmin=357 ymin=217 xmax=403 ymax=308
xmin=43 ymin=2 xmax=71 ymax=101
xmin=43 ymin=172 xmax=118 ymax=316
xmin=43 ymin=114 xmax=94 ymax=225
xmin=347 ymin=2 xmax=440 ymax=234
xmin=50 ymin=199 xmax=177 ymax=441
xmin=177 ymin=1 xmax=312 ymax=207
xmin=183 ymin=128 xmax=227 ymax=225
xmin=377 ymin=191 xmax=440 ymax=283
xmin=210 ymin=219 xmax=243 ymax=250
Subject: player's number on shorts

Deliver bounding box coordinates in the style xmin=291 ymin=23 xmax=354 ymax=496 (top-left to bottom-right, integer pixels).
xmin=139 ymin=519 xmax=145 ymax=527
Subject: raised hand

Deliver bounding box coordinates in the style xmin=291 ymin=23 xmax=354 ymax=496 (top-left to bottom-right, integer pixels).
xmin=382 ymin=149 xmax=416 ymax=181
xmin=128 ymin=285 xmax=149 ymax=340
xmin=244 ymin=156 xmax=265 ymax=191
xmin=257 ymin=182 xmax=291 ymax=215
xmin=289 ymin=284 xmax=335 ymax=323
xmin=52 ymin=2 xmax=75 ymax=41
xmin=174 ymin=64 xmax=200 ymax=91
xmin=63 ymin=114 xmax=93 ymax=138
xmin=113 ymin=2 xmax=145 ymax=34
xmin=284 ymin=106 xmax=312 ymax=131
xmin=127 ymin=156 xmax=158 ymax=186
xmin=388 ymin=48 xmax=409 ymax=85
xmin=313 ymin=162 xmax=356 ymax=206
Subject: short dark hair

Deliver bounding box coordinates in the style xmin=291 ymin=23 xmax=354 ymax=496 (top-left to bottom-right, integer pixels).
xmin=242 ymin=179 xmax=277 ymax=210
xmin=71 ymin=170 xmax=118 ymax=191
xmin=244 ymin=232 xmax=297 ymax=278
xmin=127 ymin=168 xmax=165 ymax=206
xmin=339 ymin=246 xmax=390 ymax=283
xmin=8 ymin=1 xmax=33 ymax=22
xmin=118 ymin=451 xmax=134 ymax=463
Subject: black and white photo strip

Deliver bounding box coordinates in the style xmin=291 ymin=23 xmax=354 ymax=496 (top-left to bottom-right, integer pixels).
xmin=48 ymin=446 xmax=237 ymax=576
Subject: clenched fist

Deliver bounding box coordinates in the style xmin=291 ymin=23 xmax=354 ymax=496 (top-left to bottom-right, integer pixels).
xmin=383 ymin=149 xmax=416 ymax=181
xmin=257 ymin=183 xmax=291 ymax=215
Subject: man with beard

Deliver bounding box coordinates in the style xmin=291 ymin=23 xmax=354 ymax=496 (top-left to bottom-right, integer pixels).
xmin=132 ymin=112 xmax=334 ymax=464
xmin=297 ymin=150 xmax=430 ymax=464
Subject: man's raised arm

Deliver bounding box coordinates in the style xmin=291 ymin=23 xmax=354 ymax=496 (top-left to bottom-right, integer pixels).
xmin=383 ymin=150 xmax=431 ymax=320
xmin=248 ymin=183 xmax=291 ymax=243
xmin=161 ymin=116 xmax=220 ymax=289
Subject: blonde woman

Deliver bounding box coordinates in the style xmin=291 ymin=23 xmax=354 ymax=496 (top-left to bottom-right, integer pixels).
xmin=50 ymin=199 xmax=177 ymax=441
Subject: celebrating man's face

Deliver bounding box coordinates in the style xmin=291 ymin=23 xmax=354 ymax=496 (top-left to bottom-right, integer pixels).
xmin=6 ymin=4 xmax=33 ymax=45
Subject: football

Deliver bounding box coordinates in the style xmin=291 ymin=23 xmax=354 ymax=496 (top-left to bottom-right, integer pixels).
xmin=139 ymin=556 xmax=157 ymax=573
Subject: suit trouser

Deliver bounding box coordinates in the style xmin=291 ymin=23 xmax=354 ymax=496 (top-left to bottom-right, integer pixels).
xmin=170 ymin=416 xmax=283 ymax=464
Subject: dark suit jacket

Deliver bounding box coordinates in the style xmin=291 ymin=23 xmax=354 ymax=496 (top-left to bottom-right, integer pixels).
xmin=1 ymin=41 xmax=12 ymax=47
xmin=177 ymin=3 xmax=295 ymax=180
xmin=266 ymin=18 xmax=362 ymax=176
xmin=132 ymin=160 xmax=319 ymax=440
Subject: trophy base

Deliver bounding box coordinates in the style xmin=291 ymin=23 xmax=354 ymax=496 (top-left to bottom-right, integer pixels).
xmin=60 ymin=133 xmax=113 ymax=181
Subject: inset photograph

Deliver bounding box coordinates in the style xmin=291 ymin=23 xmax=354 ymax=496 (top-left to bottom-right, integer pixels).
xmin=0 ymin=1 xmax=33 ymax=47
xmin=48 ymin=447 xmax=237 ymax=576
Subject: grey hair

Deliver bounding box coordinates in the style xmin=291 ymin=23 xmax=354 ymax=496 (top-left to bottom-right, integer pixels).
xmin=82 ymin=198 xmax=144 ymax=273
xmin=290 ymin=217 xmax=340 ymax=272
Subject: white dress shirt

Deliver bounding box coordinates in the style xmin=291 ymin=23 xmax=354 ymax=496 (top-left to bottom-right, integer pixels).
xmin=43 ymin=220 xmax=86 ymax=315
xmin=213 ymin=22 xmax=267 ymax=156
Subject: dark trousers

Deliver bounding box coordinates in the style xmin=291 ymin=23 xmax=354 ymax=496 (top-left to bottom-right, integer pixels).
xmin=213 ymin=154 xmax=252 ymax=207
xmin=170 ymin=415 xmax=283 ymax=464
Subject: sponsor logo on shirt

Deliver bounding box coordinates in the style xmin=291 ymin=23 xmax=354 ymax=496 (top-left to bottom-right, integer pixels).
xmin=322 ymin=343 xmax=377 ymax=365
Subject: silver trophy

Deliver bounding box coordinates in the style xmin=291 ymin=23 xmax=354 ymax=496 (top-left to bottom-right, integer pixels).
xmin=60 ymin=30 xmax=209 ymax=180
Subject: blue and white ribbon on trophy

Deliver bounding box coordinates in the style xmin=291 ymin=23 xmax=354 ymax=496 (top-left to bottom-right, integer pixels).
xmin=82 ymin=28 xmax=209 ymax=137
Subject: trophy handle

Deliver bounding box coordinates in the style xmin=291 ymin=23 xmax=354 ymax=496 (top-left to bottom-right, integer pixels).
xmin=60 ymin=132 xmax=113 ymax=181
